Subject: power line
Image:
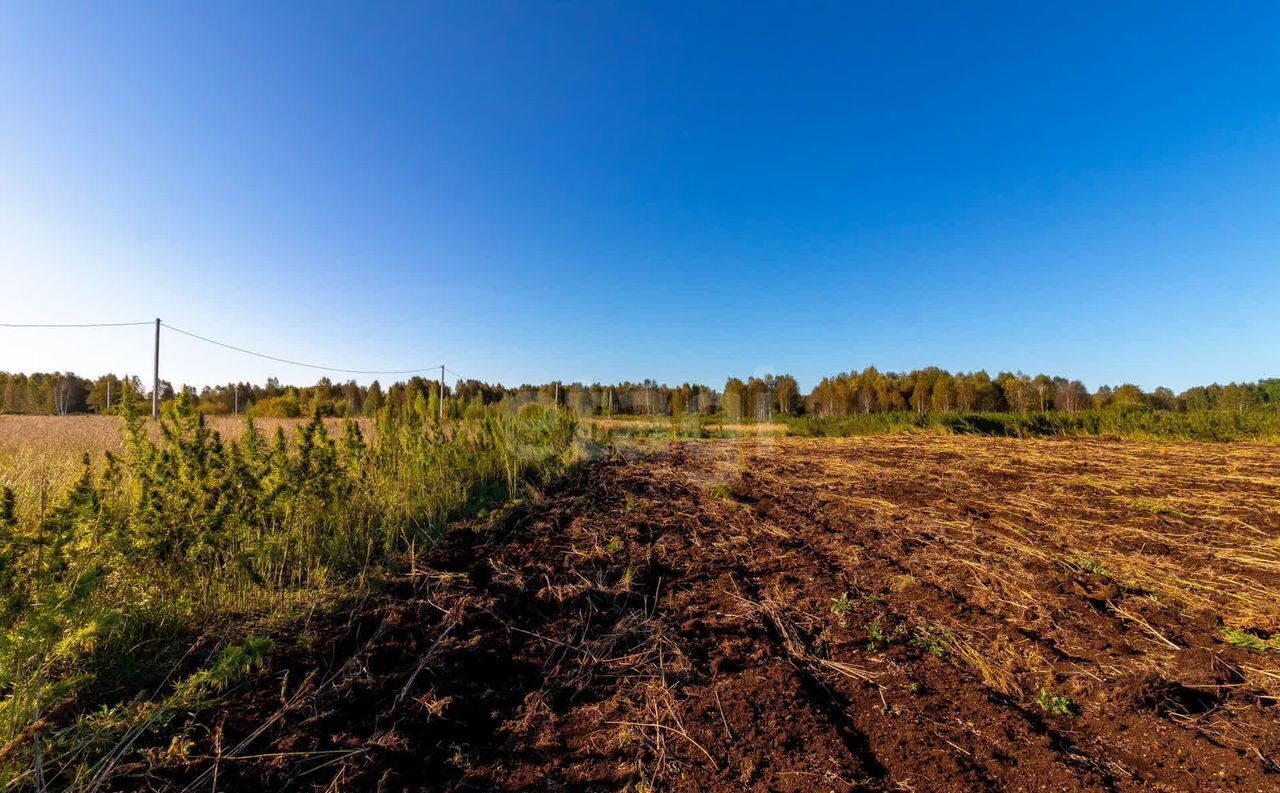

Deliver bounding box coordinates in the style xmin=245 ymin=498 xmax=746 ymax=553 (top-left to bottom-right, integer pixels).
xmin=160 ymin=322 xmax=443 ymax=375
xmin=0 ymin=321 xmax=152 ymax=327
xmin=2 ymin=317 xmax=451 ymax=379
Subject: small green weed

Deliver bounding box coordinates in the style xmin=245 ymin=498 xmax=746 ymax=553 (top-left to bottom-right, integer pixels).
xmin=864 ymin=618 xmax=904 ymax=650
xmin=867 ymin=618 xmax=887 ymax=643
xmin=830 ymin=592 xmax=853 ymax=627
xmin=910 ymin=626 xmax=949 ymax=657
xmin=830 ymin=592 xmax=854 ymax=617
xmin=1036 ymin=688 xmax=1076 ymax=717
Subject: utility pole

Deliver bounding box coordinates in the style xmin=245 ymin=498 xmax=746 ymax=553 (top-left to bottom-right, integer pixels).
xmin=439 ymin=364 xmax=445 ymax=422
xmin=106 ymin=377 xmax=111 ymax=414
xmin=554 ymin=381 xmax=559 ymax=407
xmin=152 ymin=318 xmax=161 ymax=420
xmin=234 ymin=385 xmax=239 ymax=416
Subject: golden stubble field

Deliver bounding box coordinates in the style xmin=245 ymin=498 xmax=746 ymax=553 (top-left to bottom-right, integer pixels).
xmin=0 ymin=415 xmax=363 ymax=521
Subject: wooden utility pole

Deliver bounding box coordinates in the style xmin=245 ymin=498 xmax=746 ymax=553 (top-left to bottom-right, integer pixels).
xmin=152 ymin=318 xmax=161 ymax=420
xmin=106 ymin=378 xmax=111 ymax=413
xmin=234 ymin=385 xmax=239 ymax=416
xmin=554 ymin=381 xmax=559 ymax=406
xmin=439 ymin=364 xmax=445 ymax=422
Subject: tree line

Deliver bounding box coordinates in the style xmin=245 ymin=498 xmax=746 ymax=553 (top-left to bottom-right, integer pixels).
xmin=1 ymin=368 xmax=1277 ymax=418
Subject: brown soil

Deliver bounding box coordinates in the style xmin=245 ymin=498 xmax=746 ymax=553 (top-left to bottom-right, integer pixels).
xmin=120 ymin=436 xmax=1280 ymax=791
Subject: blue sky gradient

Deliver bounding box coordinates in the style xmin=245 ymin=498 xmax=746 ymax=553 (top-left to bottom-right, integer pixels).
xmin=2 ymin=3 xmax=1278 ymax=391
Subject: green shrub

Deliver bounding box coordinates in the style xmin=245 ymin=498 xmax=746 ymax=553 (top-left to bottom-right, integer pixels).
xmin=250 ymin=393 xmax=302 ymax=418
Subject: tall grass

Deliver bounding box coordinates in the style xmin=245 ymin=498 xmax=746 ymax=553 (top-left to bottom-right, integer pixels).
xmin=779 ymin=408 xmax=1280 ymax=442
xmin=0 ymin=392 xmax=578 ymax=789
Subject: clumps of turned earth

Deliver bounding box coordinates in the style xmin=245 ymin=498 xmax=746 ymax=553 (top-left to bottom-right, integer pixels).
xmin=111 ymin=436 xmax=1280 ymax=791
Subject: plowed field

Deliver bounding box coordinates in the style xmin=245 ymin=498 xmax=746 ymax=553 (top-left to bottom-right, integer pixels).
xmin=132 ymin=436 xmax=1280 ymax=792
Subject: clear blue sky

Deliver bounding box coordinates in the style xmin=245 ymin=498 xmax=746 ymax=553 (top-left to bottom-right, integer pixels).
xmin=2 ymin=3 xmax=1278 ymax=392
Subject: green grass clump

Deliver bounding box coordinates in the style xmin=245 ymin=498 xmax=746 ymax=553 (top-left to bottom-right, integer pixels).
xmin=708 ymin=483 xmax=734 ymax=501
xmin=1221 ymin=628 xmax=1280 ymax=653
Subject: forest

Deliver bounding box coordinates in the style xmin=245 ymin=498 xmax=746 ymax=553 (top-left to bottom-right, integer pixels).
xmin=2 ymin=367 xmax=1277 ymax=419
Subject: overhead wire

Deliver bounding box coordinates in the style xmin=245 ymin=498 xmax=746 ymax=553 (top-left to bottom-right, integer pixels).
xmin=160 ymin=322 xmax=443 ymax=375
xmin=0 ymin=321 xmax=152 ymax=327
xmin=2 ymin=318 xmax=454 ymax=377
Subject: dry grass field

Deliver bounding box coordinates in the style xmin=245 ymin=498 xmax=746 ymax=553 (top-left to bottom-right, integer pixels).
xmin=0 ymin=414 xmax=359 ymax=455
